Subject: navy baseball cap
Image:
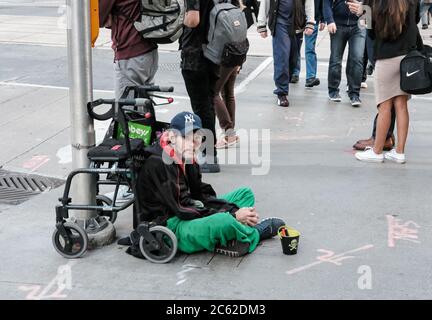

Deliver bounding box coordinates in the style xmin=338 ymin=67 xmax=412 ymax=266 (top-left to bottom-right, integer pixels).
xmin=170 ymin=112 xmax=202 ymax=136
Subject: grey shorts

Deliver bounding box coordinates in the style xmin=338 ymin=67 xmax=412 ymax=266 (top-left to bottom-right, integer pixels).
xmin=114 ymin=49 xmax=159 ymax=99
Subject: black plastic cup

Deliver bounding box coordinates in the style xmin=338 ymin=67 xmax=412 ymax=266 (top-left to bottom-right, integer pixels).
xmin=278 ymin=226 xmax=300 ymax=255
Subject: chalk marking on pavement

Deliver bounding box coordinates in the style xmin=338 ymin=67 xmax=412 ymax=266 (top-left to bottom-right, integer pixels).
xmin=286 ymin=244 xmax=374 ymax=275
xmin=234 ymin=57 xmax=273 ymax=94
xmin=346 ymin=127 xmax=354 ymax=137
xmin=387 ymin=215 xmax=420 ymax=248
xmin=22 ymin=155 xmax=50 ymax=172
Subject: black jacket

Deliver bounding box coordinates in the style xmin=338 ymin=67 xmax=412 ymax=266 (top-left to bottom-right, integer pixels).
xmin=323 ymin=0 xmax=359 ymax=26
xmin=368 ymin=1 xmax=422 ymax=60
xmin=136 ymin=139 xmax=239 ymax=225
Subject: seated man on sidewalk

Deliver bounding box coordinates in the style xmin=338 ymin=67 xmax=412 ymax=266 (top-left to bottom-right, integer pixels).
xmin=123 ymin=112 xmax=285 ymax=257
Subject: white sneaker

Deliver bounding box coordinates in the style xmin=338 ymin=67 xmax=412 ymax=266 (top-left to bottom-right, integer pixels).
xmin=361 ymin=82 xmax=368 ymax=89
xmin=355 ymin=147 xmax=384 ymax=163
xmin=105 ymin=185 xmax=133 ymax=204
xmin=385 ymin=149 xmax=406 ymax=164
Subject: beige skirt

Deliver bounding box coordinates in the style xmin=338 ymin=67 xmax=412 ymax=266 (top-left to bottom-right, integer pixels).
xmin=374 ymin=55 xmax=411 ymax=107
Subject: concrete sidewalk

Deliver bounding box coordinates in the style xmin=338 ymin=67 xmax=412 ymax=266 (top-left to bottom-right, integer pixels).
xmin=1 ymin=7 xmax=432 ymax=300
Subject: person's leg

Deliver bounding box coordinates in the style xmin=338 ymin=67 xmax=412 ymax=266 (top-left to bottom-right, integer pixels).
xmin=219 ymin=187 xmax=255 ymax=208
xmin=421 ymin=1 xmax=429 ymax=26
xmin=166 ymin=212 xmax=260 ymax=254
xmin=221 ymin=68 xmax=238 ymax=136
xmin=347 ymin=26 xmax=366 ymax=99
xmin=362 ymin=45 xmax=368 ymax=83
xmin=305 ymin=24 xmax=319 ymax=80
xmin=393 ymin=95 xmax=410 ymax=154
xmin=372 ymin=107 xmax=395 ymax=140
xmin=272 ymin=23 xmax=291 ymax=96
xmin=373 ymin=100 xmax=394 ymax=154
xmin=182 ymin=65 xmax=217 ymax=161
xmin=114 ymin=50 xmax=159 ymax=99
xmin=328 ymin=26 xmax=348 ymax=96
xmin=214 ymin=66 xmax=236 ymax=134
xmin=292 ymin=33 xmax=303 ymax=77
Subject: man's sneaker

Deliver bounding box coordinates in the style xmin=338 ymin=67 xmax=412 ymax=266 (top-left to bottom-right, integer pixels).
xmin=385 ymin=149 xmax=406 ymax=164
xmin=117 ymin=230 xmax=139 ymax=246
xmin=255 ymin=217 xmax=286 ymax=241
xmin=350 ymin=96 xmax=362 ymax=107
xmin=277 ymin=95 xmax=290 ymax=107
xmin=355 ymin=147 xmax=384 ymax=163
xmin=305 ymin=77 xmax=320 ymax=88
xmin=329 ymin=92 xmax=342 ymax=102
xmin=215 ymin=240 xmax=250 ymax=257
xmin=422 ymin=24 xmax=428 ymax=30
xmin=105 ymin=185 xmax=133 ymax=205
xmin=367 ymin=64 xmax=374 ymax=76
xmin=290 ymin=75 xmax=299 ymax=84
xmin=361 ymin=82 xmax=368 ymax=89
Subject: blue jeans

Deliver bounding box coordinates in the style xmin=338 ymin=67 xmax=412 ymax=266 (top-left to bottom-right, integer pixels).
xmin=304 ymin=24 xmax=319 ymax=80
xmin=272 ymin=23 xmax=292 ymax=95
xmin=328 ymin=24 xmax=366 ymax=98
xmin=421 ymin=0 xmax=431 ymax=25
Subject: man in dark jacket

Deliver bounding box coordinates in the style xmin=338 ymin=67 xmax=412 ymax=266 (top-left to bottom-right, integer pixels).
xmin=99 ymin=0 xmax=158 ymax=99
xmin=257 ymin=0 xmax=316 ymax=107
xmin=323 ymin=0 xmax=365 ymax=107
xmin=135 ymin=112 xmax=285 ymax=257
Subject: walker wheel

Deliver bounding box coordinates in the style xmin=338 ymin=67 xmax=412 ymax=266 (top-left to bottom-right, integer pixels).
xmin=139 ymin=225 xmax=177 ymax=263
xmin=96 ymin=195 xmax=117 ymax=223
xmin=52 ymin=222 xmax=88 ymax=259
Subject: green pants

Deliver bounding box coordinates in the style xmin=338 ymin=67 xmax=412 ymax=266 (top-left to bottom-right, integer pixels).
xmin=166 ymin=187 xmax=260 ymax=254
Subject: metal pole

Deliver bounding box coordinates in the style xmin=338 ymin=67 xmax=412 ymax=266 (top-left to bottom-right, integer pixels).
xmin=66 ymin=0 xmax=96 ymax=221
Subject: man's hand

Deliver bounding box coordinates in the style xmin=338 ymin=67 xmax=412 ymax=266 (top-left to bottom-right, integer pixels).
xmin=347 ymin=0 xmax=363 ymax=16
xmin=184 ymin=10 xmax=200 ymax=28
xmin=235 ymin=208 xmax=259 ymax=226
xmin=319 ymin=22 xmax=326 ymax=32
xmin=327 ymin=23 xmax=337 ymax=34
xmin=304 ymin=27 xmax=314 ymax=36
xmin=260 ymin=31 xmax=268 ymax=39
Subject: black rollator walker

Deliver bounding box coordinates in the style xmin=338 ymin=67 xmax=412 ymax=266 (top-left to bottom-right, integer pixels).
xmin=52 ymin=85 xmax=178 ymax=263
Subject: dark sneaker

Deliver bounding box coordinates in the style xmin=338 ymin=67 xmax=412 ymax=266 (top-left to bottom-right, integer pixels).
xmin=255 ymin=217 xmax=286 ymax=241
xmin=117 ymin=230 xmax=139 ymax=246
xmin=215 ymin=240 xmax=250 ymax=257
xmin=290 ymin=75 xmax=299 ymax=84
xmin=422 ymin=24 xmax=428 ymax=30
xmin=329 ymin=92 xmax=342 ymax=102
xmin=350 ymin=96 xmax=362 ymax=107
xmin=305 ymin=77 xmax=320 ymax=88
xmin=367 ymin=64 xmax=374 ymax=76
xmin=277 ymin=95 xmax=290 ymax=107
xmin=117 ymin=237 xmax=132 ymax=246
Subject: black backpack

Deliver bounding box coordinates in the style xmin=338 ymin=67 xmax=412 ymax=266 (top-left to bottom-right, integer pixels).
xmin=400 ymin=45 xmax=432 ymax=95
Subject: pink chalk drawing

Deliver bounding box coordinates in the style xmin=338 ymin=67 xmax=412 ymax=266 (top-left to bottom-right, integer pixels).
xmin=22 ymin=155 xmax=50 ymax=172
xmin=19 ymin=262 xmax=75 ymax=300
xmin=387 ymin=215 xmax=420 ymax=248
xmin=286 ymin=244 xmax=374 ymax=275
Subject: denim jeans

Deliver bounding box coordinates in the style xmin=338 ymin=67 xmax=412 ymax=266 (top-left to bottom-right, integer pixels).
xmin=293 ymin=26 xmax=319 ymax=79
xmin=328 ymin=24 xmax=366 ymax=98
xmin=272 ymin=23 xmax=293 ymax=95
xmin=420 ymin=1 xmax=431 ymax=25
